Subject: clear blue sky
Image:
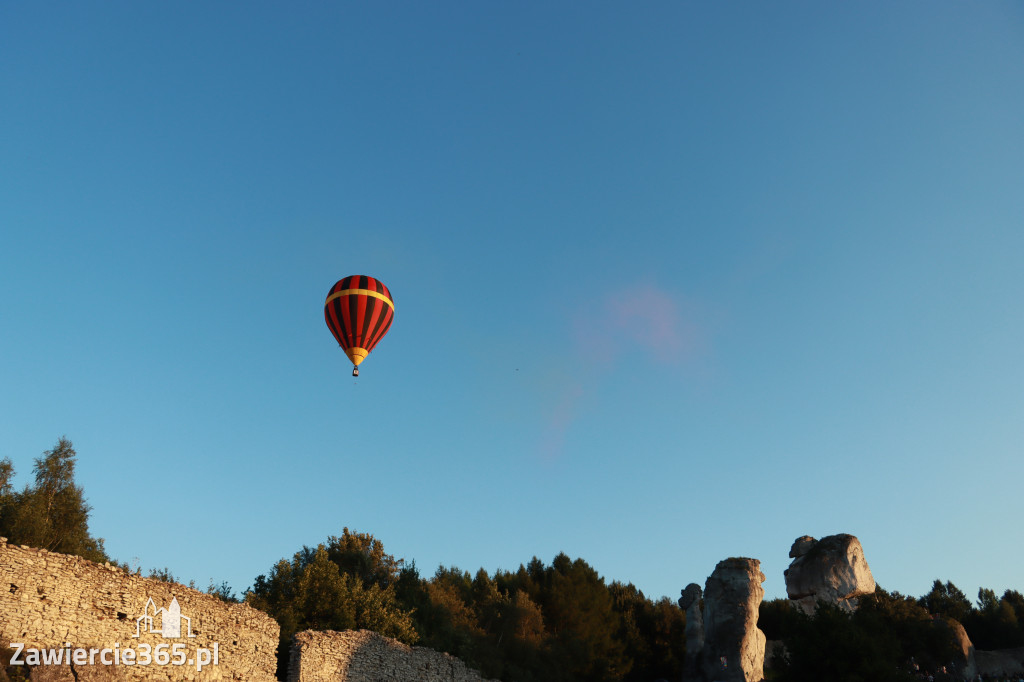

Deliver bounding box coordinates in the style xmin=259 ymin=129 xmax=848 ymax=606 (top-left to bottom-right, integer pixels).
xmin=1 ymin=2 xmax=1022 ymax=604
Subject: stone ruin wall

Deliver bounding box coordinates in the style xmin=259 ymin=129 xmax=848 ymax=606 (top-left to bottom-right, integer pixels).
xmin=288 ymin=630 xmax=497 ymax=682
xmin=0 ymin=539 xmax=279 ymax=681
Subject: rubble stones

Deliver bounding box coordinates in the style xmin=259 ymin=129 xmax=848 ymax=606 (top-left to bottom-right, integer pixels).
xmin=289 ymin=630 xmax=497 ymax=682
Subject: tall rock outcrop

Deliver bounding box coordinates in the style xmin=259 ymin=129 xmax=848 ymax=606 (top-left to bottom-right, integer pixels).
xmin=784 ymin=534 xmax=875 ymax=614
xmin=678 ymin=583 xmax=705 ymax=681
xmin=701 ymin=558 xmax=766 ymax=682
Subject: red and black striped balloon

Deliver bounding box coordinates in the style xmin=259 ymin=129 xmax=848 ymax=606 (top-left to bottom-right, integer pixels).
xmin=324 ymin=275 xmax=394 ymax=370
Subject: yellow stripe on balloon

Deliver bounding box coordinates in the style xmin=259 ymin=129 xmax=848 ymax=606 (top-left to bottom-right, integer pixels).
xmin=325 ymin=288 xmax=395 ymax=311
xmin=345 ymin=347 xmax=370 ymax=366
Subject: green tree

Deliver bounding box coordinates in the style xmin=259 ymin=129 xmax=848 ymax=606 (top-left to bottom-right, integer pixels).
xmin=0 ymin=438 xmax=107 ymax=562
xmin=536 ymin=553 xmax=630 ymax=682
xmin=1003 ymin=589 xmax=1024 ymax=626
xmin=919 ymin=580 xmax=972 ymax=624
xmin=859 ymin=588 xmax=961 ymax=673
xmin=148 ymin=567 xmax=178 ymax=583
xmin=774 ymin=601 xmax=912 ymax=682
xmin=417 ymin=563 xmax=553 ymax=682
xmin=325 ymin=528 xmax=404 ymax=589
xmin=296 ymin=545 xmax=357 ymax=631
xmin=964 ymin=587 xmax=1024 ymax=649
xmin=249 ymin=557 xmax=300 ymax=677
xmin=0 ymin=458 xmax=15 ymax=537
xmin=206 ymin=580 xmax=239 ymax=603
xmin=416 ymin=567 xmax=484 ymax=660
xmin=977 ymin=587 xmax=999 ymax=613
xmin=610 ymin=582 xmax=685 ymax=682
xmin=494 ymin=590 xmax=549 ymax=682
xmin=759 ymin=597 xmax=803 ymax=642
xmin=247 ymin=537 xmax=418 ymax=679
xmin=505 ymin=589 xmax=545 ymax=646
xmin=774 ymin=589 xmax=963 ymax=682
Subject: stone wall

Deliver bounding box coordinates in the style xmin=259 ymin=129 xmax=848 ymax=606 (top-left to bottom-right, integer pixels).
xmin=288 ymin=630 xmax=497 ymax=682
xmin=0 ymin=539 xmax=278 ymax=681
xmin=976 ymin=646 xmax=1024 ymax=678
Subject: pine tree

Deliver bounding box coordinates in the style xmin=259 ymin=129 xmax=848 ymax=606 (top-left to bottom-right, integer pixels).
xmin=0 ymin=437 xmax=107 ymax=562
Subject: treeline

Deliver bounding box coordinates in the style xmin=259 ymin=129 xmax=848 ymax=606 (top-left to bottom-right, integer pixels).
xmin=759 ymin=582 xmax=1024 ymax=682
xmin=245 ymin=530 xmax=686 ymax=682
xmin=243 ymin=535 xmax=1024 ymax=682
xmin=919 ymin=579 xmax=1024 ymax=650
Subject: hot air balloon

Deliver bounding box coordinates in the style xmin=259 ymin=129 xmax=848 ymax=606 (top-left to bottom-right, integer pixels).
xmin=324 ymin=275 xmax=394 ymax=377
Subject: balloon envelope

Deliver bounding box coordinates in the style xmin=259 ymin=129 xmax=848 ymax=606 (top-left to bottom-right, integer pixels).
xmin=324 ymin=275 xmax=394 ymax=368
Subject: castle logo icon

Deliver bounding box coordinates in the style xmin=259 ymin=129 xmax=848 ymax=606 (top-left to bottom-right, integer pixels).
xmin=133 ymin=597 xmax=196 ymax=638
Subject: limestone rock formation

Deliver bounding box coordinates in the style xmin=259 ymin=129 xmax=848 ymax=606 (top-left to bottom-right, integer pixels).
xmin=788 ymin=536 xmax=816 ymax=558
xmin=679 ymin=583 xmax=705 ymax=681
xmin=784 ymin=534 xmax=875 ymax=614
xmin=937 ymin=617 xmax=978 ymax=679
xmin=701 ymin=558 xmax=767 ymax=682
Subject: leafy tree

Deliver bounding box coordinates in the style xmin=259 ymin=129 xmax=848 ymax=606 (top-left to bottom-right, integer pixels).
xmin=249 ymin=557 xmax=300 ymax=676
xmin=919 ymin=580 xmax=972 ymax=624
xmin=774 ymin=589 xmax=963 ymax=682
xmin=247 ymin=538 xmax=417 ymax=679
xmin=773 ymin=601 xmax=912 ymax=682
xmin=325 ymin=528 xmax=404 ymax=589
xmin=977 ymin=587 xmax=999 ymax=612
xmin=505 ymin=589 xmax=546 ymax=646
xmin=354 ymin=578 xmax=418 ymax=642
xmin=206 ymin=580 xmax=239 ymax=603
xmin=146 ymin=567 xmax=204 ymax=591
xmin=148 ymin=567 xmax=178 ymax=583
xmin=0 ymin=458 xmax=15 ymax=537
xmin=535 ymin=553 xmax=630 ymax=682
xmin=296 ymin=545 xmax=356 ymax=631
xmin=915 ymin=581 xmax=1024 ymax=650
xmin=415 ymin=561 xmax=549 ymax=681
xmin=384 ymin=553 xmax=684 ymax=682
xmin=609 ymin=582 xmax=685 ymax=682
xmin=493 ymin=590 xmax=549 ymax=682
xmin=963 ymin=587 xmax=1024 ymax=649
xmin=415 ymin=567 xmax=484 ymax=660
xmin=859 ymin=588 xmax=961 ymax=673
xmin=0 ymin=438 xmax=107 ymax=562
xmin=0 ymin=458 xmax=13 ymax=498
xmin=1003 ymin=589 xmax=1024 ymax=625
xmin=759 ymin=597 xmax=803 ymax=642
